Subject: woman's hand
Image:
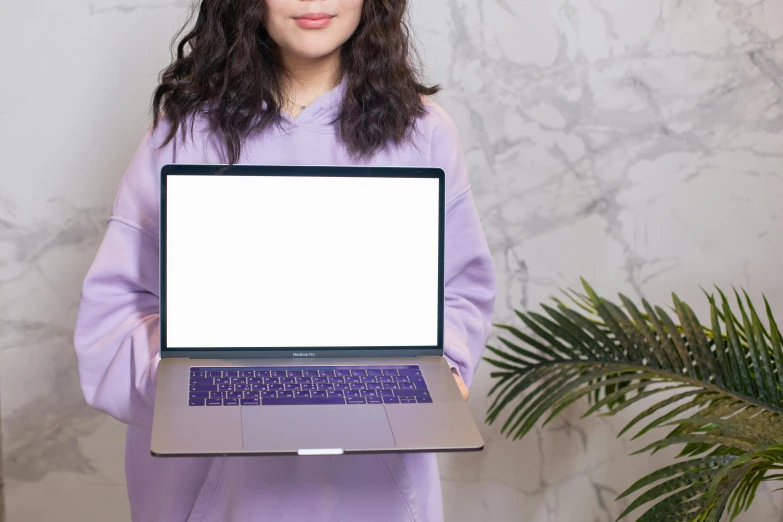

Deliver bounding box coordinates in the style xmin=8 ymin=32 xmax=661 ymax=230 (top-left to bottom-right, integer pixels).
xmin=452 ymin=370 xmax=469 ymax=401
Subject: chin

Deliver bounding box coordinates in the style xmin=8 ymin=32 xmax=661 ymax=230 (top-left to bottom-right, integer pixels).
xmin=288 ymin=43 xmax=342 ymax=61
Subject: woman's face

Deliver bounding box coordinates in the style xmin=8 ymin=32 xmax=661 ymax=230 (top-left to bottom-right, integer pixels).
xmin=264 ymin=0 xmax=364 ymax=61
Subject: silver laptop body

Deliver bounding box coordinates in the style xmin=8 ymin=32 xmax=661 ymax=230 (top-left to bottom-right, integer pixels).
xmin=150 ymin=164 xmax=484 ymax=456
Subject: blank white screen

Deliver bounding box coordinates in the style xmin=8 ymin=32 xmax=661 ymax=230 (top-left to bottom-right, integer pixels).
xmin=165 ymin=174 xmax=440 ymax=349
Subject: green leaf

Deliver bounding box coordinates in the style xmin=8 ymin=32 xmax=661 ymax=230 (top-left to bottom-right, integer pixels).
xmin=617 ymin=456 xmax=733 ymax=500
xmin=765 ymin=296 xmax=783 ymax=398
xmin=675 ymin=296 xmax=721 ymax=386
xmin=494 ymin=321 xmax=565 ymax=361
xmin=656 ymin=305 xmax=696 ymax=379
xmin=617 ymin=469 xmax=713 ymax=520
xmin=746 ymin=292 xmax=781 ymax=405
xmin=643 ymin=298 xmax=685 ymax=371
xmin=632 ymin=435 xmax=756 ymax=456
xmin=620 ymin=294 xmax=671 ymax=370
xmin=720 ymin=293 xmax=756 ymax=397
xmin=540 ymin=303 xmax=606 ymax=360
xmin=709 ymin=295 xmax=740 ymax=393
xmin=735 ymin=290 xmax=773 ymax=403
xmin=617 ymin=389 xmax=703 ymax=437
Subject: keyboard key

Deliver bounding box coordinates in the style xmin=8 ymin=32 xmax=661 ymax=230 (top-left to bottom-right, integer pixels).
xmin=351 ymin=369 xmax=367 ymax=377
xmin=416 ymin=396 xmax=433 ymax=403
xmin=361 ymin=390 xmax=377 ymax=397
xmin=239 ymin=371 xmax=254 ymax=377
xmin=399 ymin=369 xmax=422 ymax=376
xmin=346 ymin=376 xmax=361 ymax=384
xmin=312 ymin=391 xmax=327 ymax=398
xmin=227 ymin=391 xmax=243 ymax=399
xmin=301 ymin=384 xmax=317 ymax=391
xmin=244 ymin=391 xmax=260 ymax=399
xmin=206 ymin=371 xmax=222 ymax=377
xmin=190 ymin=378 xmax=214 ymax=386
xmin=313 ymin=377 xmax=328 ymax=384
xmin=281 ymin=377 xmax=296 ymax=384
xmin=272 ymin=371 xmax=287 ymax=377
xmin=223 ymin=371 xmax=238 ymax=377
xmin=328 ymin=376 xmax=344 ymax=383
xmin=255 ymin=370 xmax=270 ymax=378
xmin=288 ymin=370 xmax=303 ymax=377
xmin=297 ymin=377 xmax=313 ymax=384
xmin=190 ymin=371 xmax=206 ymax=379
xmin=279 ymin=391 xmax=294 ymax=398
xmin=295 ymin=391 xmax=311 ymax=398
xmin=367 ymin=397 xmax=383 ymax=404
xmin=367 ymin=370 xmax=382 ymax=376
xmin=383 ymin=369 xmax=399 ymax=376
xmin=383 ymin=396 xmax=400 ymax=404
xmin=362 ymin=376 xmax=377 ymax=383
xmin=265 ymin=377 xmax=280 ymax=384
xmin=367 ymin=383 xmax=383 ymax=390
xmin=394 ymin=376 xmax=410 ymax=383
xmin=347 ymin=397 xmax=366 ymax=404
xmin=383 ymin=383 xmax=399 ymax=389
xmin=334 ymin=383 xmax=350 ymax=391
xmin=235 ymin=384 xmax=250 ymax=391
xmin=207 ymin=398 xmax=222 ymax=406
xmin=379 ymin=389 xmax=394 ymax=396
xmin=378 ymin=376 xmax=394 ymax=383
xmin=263 ymin=398 xmax=345 ymax=406
xmin=393 ymin=389 xmax=431 ymax=398
xmin=327 ymin=390 xmax=344 ymax=398
xmin=399 ymin=383 xmax=415 ymax=389
xmin=320 ymin=370 xmax=336 ymax=377
xmin=261 ymin=391 xmax=277 ymax=399
xmin=317 ymin=383 xmax=334 ymax=391
xmin=345 ymin=390 xmax=360 ymax=397
xmin=400 ymin=398 xmax=417 ymax=404
xmin=224 ymin=398 xmax=240 ymax=406
xmin=336 ymin=370 xmax=352 ymax=376
xmin=189 ymin=398 xmax=206 ymax=406
xmin=303 ymin=370 xmax=319 ymax=377
xmin=209 ymin=391 xmax=225 ymax=399
xmin=251 ymin=384 xmax=267 ymax=392
xmin=215 ymin=377 xmax=230 ymax=385
xmin=190 ymin=385 xmax=214 ymax=392
xmin=285 ymin=384 xmax=301 ymax=391
xmin=240 ymin=398 xmax=260 ymax=405
xmin=218 ymin=384 xmax=233 ymax=392
xmin=269 ymin=384 xmax=284 ymax=391
xmin=231 ymin=377 xmax=247 ymax=385
xmin=350 ymin=383 xmax=367 ymax=390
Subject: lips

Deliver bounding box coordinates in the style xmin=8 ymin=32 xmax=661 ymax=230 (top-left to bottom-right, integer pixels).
xmin=294 ymin=12 xmax=335 ymax=29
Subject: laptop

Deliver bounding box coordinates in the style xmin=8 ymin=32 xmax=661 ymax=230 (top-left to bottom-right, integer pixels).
xmin=150 ymin=164 xmax=484 ymax=456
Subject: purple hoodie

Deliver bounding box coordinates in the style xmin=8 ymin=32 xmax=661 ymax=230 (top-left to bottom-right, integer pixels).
xmin=74 ymin=76 xmax=496 ymax=522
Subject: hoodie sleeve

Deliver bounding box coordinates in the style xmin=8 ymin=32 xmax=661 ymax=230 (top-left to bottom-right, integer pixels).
xmin=73 ymin=122 xmax=174 ymax=429
xmin=429 ymin=104 xmax=497 ymax=388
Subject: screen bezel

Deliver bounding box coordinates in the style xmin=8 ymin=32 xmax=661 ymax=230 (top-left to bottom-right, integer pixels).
xmin=160 ymin=164 xmax=445 ymax=359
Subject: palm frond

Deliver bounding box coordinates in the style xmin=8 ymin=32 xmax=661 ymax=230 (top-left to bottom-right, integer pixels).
xmin=485 ymin=279 xmax=783 ymax=521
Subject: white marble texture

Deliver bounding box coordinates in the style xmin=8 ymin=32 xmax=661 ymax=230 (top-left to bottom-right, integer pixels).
xmin=0 ymin=0 xmax=781 ymax=521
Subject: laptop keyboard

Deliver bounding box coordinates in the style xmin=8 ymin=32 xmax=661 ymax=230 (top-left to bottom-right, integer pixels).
xmin=188 ymin=365 xmax=432 ymax=406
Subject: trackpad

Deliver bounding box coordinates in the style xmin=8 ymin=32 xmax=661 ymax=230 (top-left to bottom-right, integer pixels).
xmin=242 ymin=406 xmax=395 ymax=452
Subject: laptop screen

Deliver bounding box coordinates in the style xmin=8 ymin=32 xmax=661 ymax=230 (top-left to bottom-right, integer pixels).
xmin=162 ymin=170 xmax=443 ymax=351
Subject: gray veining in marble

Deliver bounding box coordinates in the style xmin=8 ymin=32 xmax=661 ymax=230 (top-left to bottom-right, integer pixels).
xmin=1 ymin=0 xmax=782 ymax=521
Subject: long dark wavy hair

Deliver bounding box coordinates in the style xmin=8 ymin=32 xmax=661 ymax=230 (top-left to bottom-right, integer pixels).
xmin=151 ymin=0 xmax=439 ymax=164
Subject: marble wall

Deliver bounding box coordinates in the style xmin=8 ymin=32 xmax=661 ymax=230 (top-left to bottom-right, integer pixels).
xmin=1 ymin=0 xmax=781 ymax=521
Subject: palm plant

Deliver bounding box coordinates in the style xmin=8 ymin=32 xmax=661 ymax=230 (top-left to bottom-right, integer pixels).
xmin=485 ymin=279 xmax=783 ymax=522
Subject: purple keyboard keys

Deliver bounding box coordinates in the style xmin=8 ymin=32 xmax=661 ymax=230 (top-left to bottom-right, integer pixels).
xmin=188 ymin=365 xmax=431 ymax=407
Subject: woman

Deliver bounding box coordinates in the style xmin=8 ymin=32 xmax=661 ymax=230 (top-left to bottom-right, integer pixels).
xmin=74 ymin=0 xmax=496 ymax=520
